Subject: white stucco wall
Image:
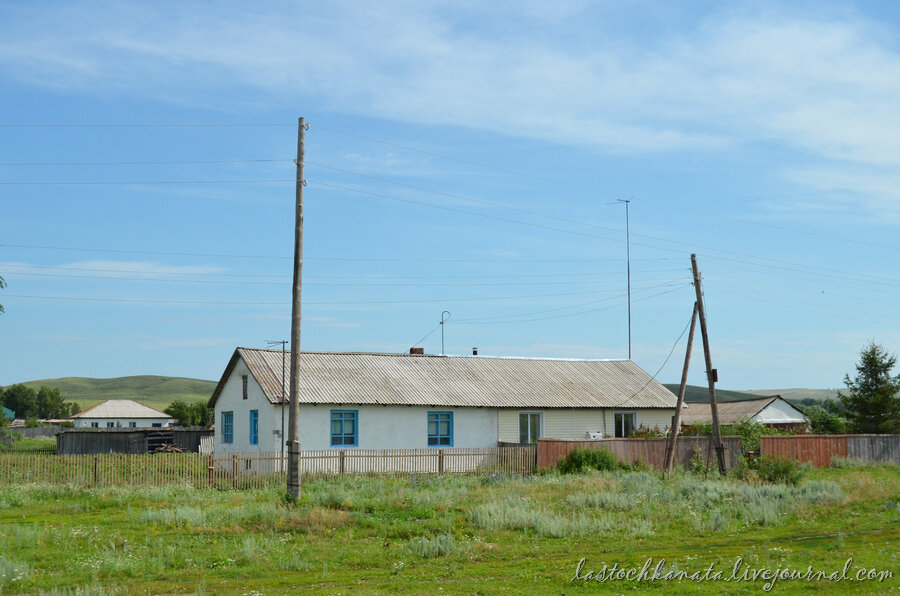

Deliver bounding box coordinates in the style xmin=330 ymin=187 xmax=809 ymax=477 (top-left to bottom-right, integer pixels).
xmin=754 ymin=399 xmax=809 ymax=424
xmin=498 ymin=408 xmax=675 ymax=442
xmin=74 ymin=418 xmax=172 ymax=429
xmin=213 ymin=361 xmax=499 ymax=452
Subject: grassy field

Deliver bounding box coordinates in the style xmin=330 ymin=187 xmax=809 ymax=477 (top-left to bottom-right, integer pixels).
xmin=16 ymin=376 xmax=215 ymax=412
xmin=0 ymin=464 xmax=897 ymax=594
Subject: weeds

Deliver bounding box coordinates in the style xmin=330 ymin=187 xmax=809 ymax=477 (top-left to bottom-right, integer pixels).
xmin=407 ymin=534 xmax=456 ymax=558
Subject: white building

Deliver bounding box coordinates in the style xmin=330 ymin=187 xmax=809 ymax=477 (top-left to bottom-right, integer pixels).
xmin=72 ymin=400 xmax=173 ymax=429
xmin=208 ymin=348 xmax=678 ymax=453
xmin=680 ymin=396 xmax=810 ymax=429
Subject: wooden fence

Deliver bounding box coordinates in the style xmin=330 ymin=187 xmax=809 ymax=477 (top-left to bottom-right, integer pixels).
xmin=0 ymin=445 xmax=536 ymax=489
xmin=760 ymin=434 xmax=900 ymax=467
xmin=537 ymin=436 xmax=743 ymax=471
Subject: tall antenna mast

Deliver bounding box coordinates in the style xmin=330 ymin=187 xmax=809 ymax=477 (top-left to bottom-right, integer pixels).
xmin=616 ymin=198 xmax=632 ymax=359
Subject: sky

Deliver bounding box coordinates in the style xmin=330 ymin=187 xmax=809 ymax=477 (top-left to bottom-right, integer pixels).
xmin=2 ymin=0 xmax=900 ymax=391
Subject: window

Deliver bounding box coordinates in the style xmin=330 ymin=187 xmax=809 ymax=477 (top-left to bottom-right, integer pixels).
xmin=519 ymin=412 xmax=542 ymax=444
xmin=427 ymin=412 xmax=453 ymax=447
xmin=614 ymin=412 xmax=637 ymax=438
xmin=222 ymin=411 xmax=234 ymax=443
xmin=249 ymin=410 xmax=259 ymax=445
xmin=106 ymin=422 xmax=115 ymax=428
xmin=242 ymin=375 xmax=248 ymax=400
xmin=128 ymin=422 xmax=137 ymax=428
xmin=330 ymin=410 xmax=358 ymax=447
xmin=91 ymin=422 xmax=99 ymax=428
xmin=151 ymin=423 xmax=162 ymax=428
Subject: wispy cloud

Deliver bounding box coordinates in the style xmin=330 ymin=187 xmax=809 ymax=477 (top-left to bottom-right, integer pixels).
xmin=0 ymin=260 xmax=225 ymax=279
xmin=3 ymin=2 xmax=900 ymax=218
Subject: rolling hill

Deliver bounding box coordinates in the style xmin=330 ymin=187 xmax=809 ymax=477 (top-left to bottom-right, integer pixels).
xmin=662 ymin=384 xmax=763 ymax=403
xmin=10 ymin=376 xmax=216 ymax=412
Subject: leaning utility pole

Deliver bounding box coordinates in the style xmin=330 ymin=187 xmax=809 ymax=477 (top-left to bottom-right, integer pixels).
xmin=664 ymin=302 xmax=698 ymax=476
xmin=287 ymin=117 xmax=305 ymax=500
xmin=691 ymin=254 xmax=727 ymax=475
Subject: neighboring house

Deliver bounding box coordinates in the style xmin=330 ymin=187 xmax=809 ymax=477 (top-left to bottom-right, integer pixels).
xmin=680 ymin=396 xmax=810 ymax=430
xmin=72 ymin=400 xmax=173 ymax=429
xmin=208 ymin=348 xmax=679 ymax=453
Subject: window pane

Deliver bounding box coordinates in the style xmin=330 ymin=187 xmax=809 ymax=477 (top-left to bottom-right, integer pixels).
xmin=428 ymin=421 xmax=438 ymax=435
xmin=331 ymin=420 xmax=341 ymax=435
xmin=344 ymin=419 xmax=355 ymax=434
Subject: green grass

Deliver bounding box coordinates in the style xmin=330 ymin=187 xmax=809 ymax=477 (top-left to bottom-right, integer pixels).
xmin=13 ymin=376 xmax=215 ymax=411
xmin=0 ymin=466 xmax=897 ymax=594
xmin=0 ymin=436 xmax=56 ymax=453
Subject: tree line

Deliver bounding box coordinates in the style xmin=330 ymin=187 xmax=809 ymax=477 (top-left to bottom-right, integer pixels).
xmin=0 ymin=384 xmax=80 ymax=420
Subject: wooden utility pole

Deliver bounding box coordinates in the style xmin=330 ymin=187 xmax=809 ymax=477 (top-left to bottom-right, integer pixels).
xmin=287 ymin=117 xmax=305 ymax=500
xmin=664 ymin=301 xmax=698 ymax=476
xmin=691 ymin=254 xmax=727 ymax=475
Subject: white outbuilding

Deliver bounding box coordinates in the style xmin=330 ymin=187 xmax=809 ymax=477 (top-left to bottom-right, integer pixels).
xmin=680 ymin=396 xmax=810 ymax=429
xmin=208 ymin=348 xmax=679 ymax=454
xmin=72 ymin=400 xmax=173 ymax=429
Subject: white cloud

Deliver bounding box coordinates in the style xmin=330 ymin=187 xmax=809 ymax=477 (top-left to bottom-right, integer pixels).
xmin=0 ymin=260 xmax=225 ymax=279
xmin=4 ymin=2 xmax=900 ymax=218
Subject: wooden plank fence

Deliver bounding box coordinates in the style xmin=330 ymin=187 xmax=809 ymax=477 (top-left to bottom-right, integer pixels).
xmin=760 ymin=434 xmax=900 ymax=467
xmin=537 ymin=436 xmax=743 ymax=471
xmin=0 ymin=445 xmax=535 ymax=489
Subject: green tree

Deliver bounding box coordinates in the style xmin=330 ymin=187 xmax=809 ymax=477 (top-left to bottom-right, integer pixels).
xmin=0 ymin=275 xmax=5 ymax=314
xmin=164 ymin=400 xmax=210 ymax=427
xmin=35 ymin=385 xmax=79 ymax=419
xmin=1 ymin=384 xmax=37 ymax=418
xmin=839 ymin=342 xmax=900 ymax=433
xmin=802 ymin=405 xmax=848 ymax=434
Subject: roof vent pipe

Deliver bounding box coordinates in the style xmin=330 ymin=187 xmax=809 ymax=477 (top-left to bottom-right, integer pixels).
xmin=472 ymin=347 xmax=478 ymax=356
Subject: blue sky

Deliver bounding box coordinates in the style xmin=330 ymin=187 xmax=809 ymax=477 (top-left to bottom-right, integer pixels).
xmin=2 ymin=0 xmax=900 ymax=390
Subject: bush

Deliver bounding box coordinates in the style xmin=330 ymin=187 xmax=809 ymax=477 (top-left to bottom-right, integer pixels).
xmin=757 ymin=455 xmax=804 ymax=485
xmin=630 ymin=424 xmax=666 ymax=438
xmin=556 ymin=448 xmax=622 ymax=474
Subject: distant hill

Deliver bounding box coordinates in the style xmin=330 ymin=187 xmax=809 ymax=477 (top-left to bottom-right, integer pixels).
xmin=9 ymin=376 xmax=216 ymax=412
xmin=742 ymin=388 xmax=842 ymax=402
xmin=663 ymin=384 xmax=777 ymax=403
xmin=663 ymin=384 xmax=841 ymax=405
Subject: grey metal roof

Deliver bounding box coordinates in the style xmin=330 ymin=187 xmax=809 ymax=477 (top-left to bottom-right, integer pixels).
xmin=680 ymin=396 xmax=792 ymax=425
xmin=210 ymin=348 xmax=677 ymax=409
xmin=74 ymin=399 xmax=171 ymax=419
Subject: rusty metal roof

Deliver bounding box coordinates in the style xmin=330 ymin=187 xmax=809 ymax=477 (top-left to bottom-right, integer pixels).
xmin=209 ymin=348 xmax=677 ymax=409
xmin=681 ymin=396 xmax=785 ymax=425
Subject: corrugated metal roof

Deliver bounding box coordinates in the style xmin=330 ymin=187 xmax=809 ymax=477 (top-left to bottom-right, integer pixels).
xmin=680 ymin=396 xmax=780 ymax=425
xmin=216 ymin=348 xmax=677 ymax=409
xmin=74 ymin=399 xmax=171 ymax=419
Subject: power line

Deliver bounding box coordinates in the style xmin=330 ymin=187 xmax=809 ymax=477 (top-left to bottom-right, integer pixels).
xmin=2 ymin=287 xmax=639 ymax=307
xmin=0 ymin=159 xmax=292 ymax=166
xmin=0 ymin=178 xmax=294 ymax=186
xmin=0 ymin=123 xmax=291 ymax=128
xmin=5 ymin=270 xmax=686 ymax=288
xmin=311 ymin=123 xmax=900 ymax=252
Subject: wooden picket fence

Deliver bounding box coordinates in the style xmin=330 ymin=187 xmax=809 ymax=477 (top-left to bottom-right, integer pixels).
xmin=0 ymin=446 xmax=536 ymax=489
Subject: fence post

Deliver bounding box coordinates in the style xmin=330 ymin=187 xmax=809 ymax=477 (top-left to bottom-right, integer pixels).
xmin=92 ymin=455 xmax=98 ymax=486
xmin=438 ymin=449 xmax=444 ymax=475
xmin=207 ymin=454 xmax=214 ymax=488
xmin=231 ymin=453 xmax=238 ymax=489
xmin=339 ymin=450 xmax=345 ymax=476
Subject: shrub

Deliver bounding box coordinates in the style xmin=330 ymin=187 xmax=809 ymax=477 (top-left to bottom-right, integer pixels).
xmin=407 ymin=534 xmax=456 ymax=558
xmin=556 ymin=448 xmax=622 ymax=474
xmin=757 ymin=455 xmax=804 ymax=485
xmin=630 ymin=424 xmax=666 ymax=438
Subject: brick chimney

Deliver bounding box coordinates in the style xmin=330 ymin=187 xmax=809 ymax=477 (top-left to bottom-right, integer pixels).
xmin=409 ymin=347 xmax=424 ymax=355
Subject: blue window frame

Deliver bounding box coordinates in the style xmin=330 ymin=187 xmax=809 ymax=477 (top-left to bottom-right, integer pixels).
xmin=427 ymin=411 xmax=453 ymax=447
xmin=330 ymin=410 xmax=358 ymax=447
xmin=222 ymin=411 xmax=234 ymax=444
xmin=249 ymin=410 xmax=259 ymax=445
